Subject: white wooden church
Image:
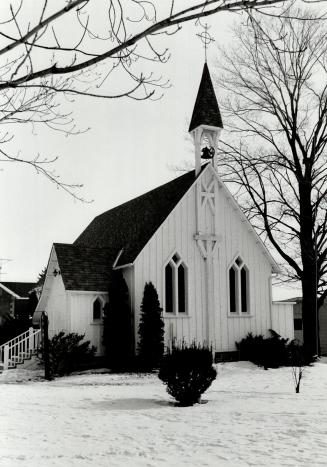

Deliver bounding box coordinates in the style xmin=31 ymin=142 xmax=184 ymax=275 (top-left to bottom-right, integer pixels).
xmin=34 ymin=64 xmax=294 ymax=358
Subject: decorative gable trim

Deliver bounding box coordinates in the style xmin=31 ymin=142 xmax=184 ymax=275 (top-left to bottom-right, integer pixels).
xmin=127 ymin=163 xmax=279 ymax=273
xmin=205 ymin=164 xmax=281 ymax=274
xmin=130 ymin=163 xmax=280 ymax=273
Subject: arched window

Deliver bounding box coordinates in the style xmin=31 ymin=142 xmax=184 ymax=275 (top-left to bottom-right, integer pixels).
xmin=229 ymin=257 xmax=249 ymax=315
xmin=164 ymin=253 xmax=187 ymax=315
xmin=165 ymin=263 xmax=173 ymax=314
xmin=93 ymin=298 xmax=102 ymax=321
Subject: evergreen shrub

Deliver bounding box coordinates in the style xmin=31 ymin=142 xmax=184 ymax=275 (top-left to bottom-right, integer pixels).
xmin=103 ymin=270 xmax=133 ymax=371
xmin=138 ymin=282 xmax=164 ymax=370
xmin=158 ymin=342 xmax=217 ymax=406
xmin=236 ymin=330 xmax=315 ymax=369
xmin=38 ymin=331 xmax=96 ymax=376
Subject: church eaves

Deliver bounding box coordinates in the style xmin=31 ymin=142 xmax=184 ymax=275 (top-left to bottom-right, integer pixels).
xmin=189 ymin=63 xmax=223 ymax=132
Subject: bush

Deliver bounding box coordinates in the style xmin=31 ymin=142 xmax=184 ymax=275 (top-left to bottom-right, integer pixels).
xmin=138 ymin=282 xmax=165 ymax=370
xmin=158 ymin=342 xmax=217 ymax=406
xmin=288 ymin=339 xmax=316 ymax=367
xmin=236 ymin=330 xmax=315 ymax=369
xmin=103 ymin=270 xmax=133 ymax=371
xmin=38 ymin=332 xmax=96 ymax=377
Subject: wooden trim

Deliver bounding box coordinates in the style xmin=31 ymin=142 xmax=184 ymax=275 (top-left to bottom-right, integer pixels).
xmin=113 ymin=262 xmax=133 ymax=270
xmin=206 ymin=164 xmax=281 ymax=274
xmin=67 ymin=290 xmax=109 ymax=295
xmin=112 ymin=249 xmax=124 ymax=268
xmin=0 ymin=283 xmax=21 ymax=299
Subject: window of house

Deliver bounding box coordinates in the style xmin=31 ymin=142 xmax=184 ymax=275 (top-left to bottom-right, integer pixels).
xmin=229 ymin=257 xmax=249 ymax=315
xmin=165 ymin=253 xmax=187 ymax=315
xmin=93 ymin=298 xmax=102 ymax=321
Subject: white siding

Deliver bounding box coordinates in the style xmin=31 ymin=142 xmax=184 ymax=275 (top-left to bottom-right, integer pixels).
xmin=36 ymin=247 xmax=108 ymax=354
xmin=132 ymin=166 xmax=274 ymax=352
xmin=122 ymin=267 xmax=136 ymax=353
xmin=70 ymin=292 xmax=108 ymax=355
xmin=36 ymin=247 xmax=68 ymax=337
xmin=271 ymin=302 xmax=295 ymax=340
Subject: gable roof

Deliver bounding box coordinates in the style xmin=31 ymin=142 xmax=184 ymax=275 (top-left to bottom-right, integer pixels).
xmin=53 ymin=244 xmax=116 ymax=291
xmin=0 ymin=282 xmax=36 ymax=298
xmin=52 ymin=163 xmax=279 ymax=292
xmin=189 ymin=63 xmax=223 ymax=132
xmin=74 ymin=168 xmax=204 ymax=268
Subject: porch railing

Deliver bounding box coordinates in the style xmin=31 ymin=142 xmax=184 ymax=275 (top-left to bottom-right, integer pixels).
xmin=0 ymin=327 xmax=41 ymax=370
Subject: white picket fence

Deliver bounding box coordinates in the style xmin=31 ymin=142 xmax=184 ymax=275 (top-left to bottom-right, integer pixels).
xmin=0 ymin=327 xmax=41 ymax=370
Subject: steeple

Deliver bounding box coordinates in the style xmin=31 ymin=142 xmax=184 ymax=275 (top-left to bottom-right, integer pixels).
xmin=189 ymin=63 xmax=223 ymax=175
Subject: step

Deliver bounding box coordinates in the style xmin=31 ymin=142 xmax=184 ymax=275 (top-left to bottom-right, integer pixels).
xmin=10 ymin=356 xmax=24 ymax=363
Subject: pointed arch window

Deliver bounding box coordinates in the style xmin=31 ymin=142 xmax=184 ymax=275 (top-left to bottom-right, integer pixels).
xmin=93 ymin=298 xmax=103 ymax=321
xmin=229 ymin=257 xmax=249 ymax=315
xmin=164 ymin=253 xmax=188 ymax=315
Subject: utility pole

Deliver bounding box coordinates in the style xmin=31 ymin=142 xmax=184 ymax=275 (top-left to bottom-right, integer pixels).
xmin=41 ymin=311 xmax=51 ymax=380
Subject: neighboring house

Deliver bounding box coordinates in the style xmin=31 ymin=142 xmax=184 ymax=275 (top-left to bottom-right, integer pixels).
xmin=284 ymin=297 xmax=327 ymax=355
xmin=0 ymin=282 xmax=36 ymax=325
xmin=34 ymin=63 xmax=294 ymax=357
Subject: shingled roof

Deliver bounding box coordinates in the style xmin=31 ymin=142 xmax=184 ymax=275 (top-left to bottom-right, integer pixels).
xmin=189 ymin=63 xmax=223 ymax=132
xmin=74 ymin=167 xmax=204 ymax=268
xmin=0 ymin=282 xmax=36 ymax=297
xmin=54 ymin=244 xmax=116 ymax=291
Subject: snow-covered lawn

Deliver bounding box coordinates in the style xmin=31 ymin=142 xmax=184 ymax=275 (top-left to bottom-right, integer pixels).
xmin=1 ymin=361 xmax=327 ymax=467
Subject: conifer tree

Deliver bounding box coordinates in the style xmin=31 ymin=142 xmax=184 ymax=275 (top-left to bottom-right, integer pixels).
xmin=103 ymin=270 xmax=132 ymax=371
xmin=138 ymin=282 xmax=165 ymax=370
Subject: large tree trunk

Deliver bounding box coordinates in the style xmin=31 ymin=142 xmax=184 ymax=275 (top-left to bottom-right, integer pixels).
xmin=301 ymin=273 xmax=319 ymax=356
xmin=299 ymin=180 xmax=319 ymax=356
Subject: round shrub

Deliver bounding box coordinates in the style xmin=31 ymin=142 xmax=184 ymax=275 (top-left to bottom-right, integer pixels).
xmin=158 ymin=342 xmax=217 ymax=406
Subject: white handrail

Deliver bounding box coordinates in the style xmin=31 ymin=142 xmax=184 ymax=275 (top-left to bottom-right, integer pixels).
xmin=0 ymin=327 xmax=41 ymax=370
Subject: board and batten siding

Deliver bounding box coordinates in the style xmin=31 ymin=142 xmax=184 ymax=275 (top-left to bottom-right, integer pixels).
xmin=271 ymin=302 xmax=295 ymax=340
xmin=132 ymin=166 xmax=274 ymax=353
xmin=35 ymin=247 xmax=68 ymax=337
xmin=69 ymin=292 xmax=108 ymax=355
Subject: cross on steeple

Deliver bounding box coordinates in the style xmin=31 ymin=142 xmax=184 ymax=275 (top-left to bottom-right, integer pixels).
xmin=196 ymin=23 xmax=215 ymax=63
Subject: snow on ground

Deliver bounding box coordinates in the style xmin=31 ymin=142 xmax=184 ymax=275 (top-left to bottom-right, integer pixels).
xmin=1 ymin=361 xmax=327 ymax=467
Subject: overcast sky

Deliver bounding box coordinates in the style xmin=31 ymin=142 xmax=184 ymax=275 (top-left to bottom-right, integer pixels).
xmin=0 ymin=2 xmax=301 ymax=300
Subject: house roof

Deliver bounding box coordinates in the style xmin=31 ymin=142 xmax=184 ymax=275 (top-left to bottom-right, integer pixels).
xmin=74 ymin=167 xmax=204 ymax=268
xmin=189 ymin=63 xmax=223 ymax=132
xmin=0 ymin=282 xmax=36 ymax=298
xmin=279 ymin=296 xmax=302 ymax=305
xmin=53 ymin=244 xmax=116 ymax=291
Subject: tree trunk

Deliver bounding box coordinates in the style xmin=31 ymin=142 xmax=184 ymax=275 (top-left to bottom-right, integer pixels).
xmin=299 ymin=180 xmax=319 ymax=357
xmin=301 ymin=273 xmax=319 ymax=356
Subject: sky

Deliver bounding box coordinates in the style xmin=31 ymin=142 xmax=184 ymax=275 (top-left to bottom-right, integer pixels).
xmin=0 ymin=1 xmax=301 ymax=299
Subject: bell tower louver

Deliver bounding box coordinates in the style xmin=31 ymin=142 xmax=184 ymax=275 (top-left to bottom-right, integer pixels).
xmin=189 ymin=63 xmax=223 ymax=176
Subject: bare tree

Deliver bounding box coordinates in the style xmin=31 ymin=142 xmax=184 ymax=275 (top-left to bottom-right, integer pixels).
xmin=0 ymin=1 xmax=326 ymax=198
xmin=216 ymin=9 xmax=327 ymax=356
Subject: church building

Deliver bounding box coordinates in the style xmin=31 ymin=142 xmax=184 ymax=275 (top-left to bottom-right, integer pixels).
xmin=35 ymin=64 xmax=294 ymax=357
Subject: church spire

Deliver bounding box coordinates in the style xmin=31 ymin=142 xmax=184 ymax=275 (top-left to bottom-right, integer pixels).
xmin=189 ymin=63 xmax=223 ymax=175
xmin=189 ymin=63 xmax=223 ymax=133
